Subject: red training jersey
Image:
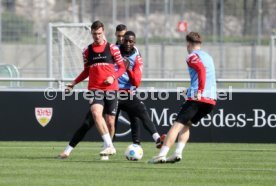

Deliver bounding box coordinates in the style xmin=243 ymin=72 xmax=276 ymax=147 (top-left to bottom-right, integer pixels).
xmin=73 ymin=40 xmax=125 ymax=90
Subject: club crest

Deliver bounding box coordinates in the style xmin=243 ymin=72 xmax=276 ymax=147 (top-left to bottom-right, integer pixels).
xmin=35 ymin=107 xmax=53 ymax=127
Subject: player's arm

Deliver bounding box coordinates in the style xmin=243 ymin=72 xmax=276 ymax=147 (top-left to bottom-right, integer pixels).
xmin=187 ymin=54 xmax=206 ymax=99
xmin=104 ymin=44 xmax=125 ymax=85
xmin=126 ymin=55 xmax=143 ymax=88
xmin=67 ymin=48 xmax=89 ymax=90
xmin=111 ymin=44 xmax=125 ymax=78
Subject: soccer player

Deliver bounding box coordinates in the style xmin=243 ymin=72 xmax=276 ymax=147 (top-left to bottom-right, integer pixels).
xmin=116 ymin=30 xmax=162 ymax=147
xmin=115 ymin=24 xmax=127 ymax=45
xmin=64 ymin=20 xmax=125 ymax=157
xmin=148 ymin=32 xmax=217 ymax=164
xmin=58 ymin=28 xmax=163 ymax=159
xmin=114 ymin=24 xmax=150 ymax=145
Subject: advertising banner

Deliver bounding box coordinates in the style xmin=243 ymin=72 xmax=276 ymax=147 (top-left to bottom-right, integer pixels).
xmin=0 ymin=91 xmax=275 ymax=143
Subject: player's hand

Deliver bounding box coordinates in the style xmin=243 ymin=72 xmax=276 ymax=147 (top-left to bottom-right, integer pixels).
xmin=195 ymin=92 xmax=202 ymax=100
xmin=65 ymin=83 xmax=75 ymax=93
xmin=104 ymin=76 xmax=115 ymax=85
xmin=123 ymin=57 xmax=130 ymax=70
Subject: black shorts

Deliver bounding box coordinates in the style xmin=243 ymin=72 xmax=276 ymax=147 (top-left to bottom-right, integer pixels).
xmin=117 ymin=92 xmax=158 ymax=134
xmin=175 ymin=101 xmax=214 ymax=125
xmin=118 ymin=93 xmax=149 ymax=115
xmin=89 ymin=90 xmax=118 ymax=116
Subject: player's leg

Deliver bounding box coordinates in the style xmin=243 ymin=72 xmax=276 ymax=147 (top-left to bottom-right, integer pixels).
xmin=104 ymin=90 xmax=118 ymax=139
xmin=113 ymin=106 xmax=121 ymax=141
xmin=116 ymin=96 xmax=139 ymax=142
xmin=69 ymin=111 xmax=94 ymax=148
xmin=166 ymin=103 xmax=214 ymax=163
xmin=112 ymin=107 xmax=121 ymax=142
xmin=115 ymin=95 xmax=142 ymax=144
xmin=91 ymin=104 xmax=109 ymax=137
xmin=128 ymin=114 xmax=141 ymax=145
xmin=58 ymin=111 xmax=94 ymax=159
xmin=92 ymin=103 xmax=115 ymax=156
xmin=101 ymin=94 xmax=119 ymax=160
xmin=163 ymin=122 xmax=186 ymax=149
xmin=105 ymin=114 xmax=116 ymax=139
xmin=98 ymin=90 xmax=118 ymax=156
xmin=165 ymin=124 xmax=189 ymax=163
xmin=147 ymin=122 xmax=185 ymax=163
xmin=123 ymin=95 xmax=162 ymax=147
xmin=105 ymin=114 xmax=115 ymax=139
xmin=91 ymin=91 xmax=115 ymax=156
xmin=148 ymin=101 xmax=198 ymax=163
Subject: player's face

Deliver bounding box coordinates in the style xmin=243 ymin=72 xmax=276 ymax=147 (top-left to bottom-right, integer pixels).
xmin=115 ymin=30 xmax=127 ymax=45
xmin=92 ymin=27 xmax=104 ymax=44
xmin=123 ymin=35 xmax=135 ymax=52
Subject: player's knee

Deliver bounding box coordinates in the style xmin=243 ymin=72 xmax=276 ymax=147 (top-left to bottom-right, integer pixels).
xmin=91 ymin=104 xmax=103 ymax=118
xmin=132 ymin=108 xmax=148 ymax=120
xmin=106 ymin=120 xmax=115 ymax=134
xmin=174 ymin=117 xmax=193 ymax=127
xmin=107 ymin=124 xmax=114 ymax=131
xmin=91 ymin=110 xmax=102 ymax=121
xmin=105 ymin=115 xmax=115 ymax=126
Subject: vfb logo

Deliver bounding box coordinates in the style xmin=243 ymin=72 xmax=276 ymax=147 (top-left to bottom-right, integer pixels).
xmin=35 ymin=107 xmax=53 ymax=127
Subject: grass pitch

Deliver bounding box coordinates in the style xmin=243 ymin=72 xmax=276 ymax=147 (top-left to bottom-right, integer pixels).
xmin=0 ymin=142 xmax=275 ymax=186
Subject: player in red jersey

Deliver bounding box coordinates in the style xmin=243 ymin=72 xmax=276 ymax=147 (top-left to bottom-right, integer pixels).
xmin=66 ymin=20 xmax=125 ymax=157
xmin=58 ymin=27 xmax=164 ymax=160
xmin=148 ymin=32 xmax=217 ymax=164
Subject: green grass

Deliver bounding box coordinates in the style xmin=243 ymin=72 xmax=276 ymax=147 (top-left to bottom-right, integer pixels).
xmin=0 ymin=142 xmax=275 ymax=186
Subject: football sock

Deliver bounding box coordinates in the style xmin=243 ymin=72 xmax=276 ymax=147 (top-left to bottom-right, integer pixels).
xmin=158 ymin=145 xmax=170 ymax=157
xmin=102 ymin=133 xmax=113 ymax=147
xmin=152 ymin=133 xmax=160 ymax=142
xmin=175 ymin=142 xmax=185 ymax=155
xmin=64 ymin=145 xmax=74 ymax=155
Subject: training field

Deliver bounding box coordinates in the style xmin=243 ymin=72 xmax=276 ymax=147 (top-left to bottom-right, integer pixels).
xmin=0 ymin=142 xmax=275 ymax=186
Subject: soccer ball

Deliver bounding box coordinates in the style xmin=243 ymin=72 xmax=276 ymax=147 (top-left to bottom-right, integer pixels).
xmin=124 ymin=144 xmax=143 ymax=161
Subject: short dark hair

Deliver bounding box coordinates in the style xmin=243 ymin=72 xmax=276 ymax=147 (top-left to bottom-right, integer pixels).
xmin=91 ymin=20 xmax=104 ymax=30
xmin=116 ymin=24 xmax=127 ymax=32
xmin=124 ymin=31 xmax=136 ymax=38
xmin=186 ymin=32 xmax=202 ymax=44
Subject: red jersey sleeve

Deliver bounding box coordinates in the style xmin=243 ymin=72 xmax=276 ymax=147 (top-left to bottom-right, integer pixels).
xmin=187 ymin=53 xmax=206 ymax=93
xmin=127 ymin=55 xmax=143 ymax=88
xmin=73 ymin=47 xmax=89 ymax=84
xmin=110 ymin=44 xmax=125 ymax=79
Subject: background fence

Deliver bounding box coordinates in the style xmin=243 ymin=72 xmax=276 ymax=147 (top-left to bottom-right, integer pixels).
xmin=1 ymin=0 xmax=276 ymax=86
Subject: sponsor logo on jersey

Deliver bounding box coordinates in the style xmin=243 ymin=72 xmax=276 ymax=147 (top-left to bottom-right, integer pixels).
xmin=93 ymin=55 xmax=107 ymax=60
xmin=91 ymin=63 xmax=110 ymax=67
